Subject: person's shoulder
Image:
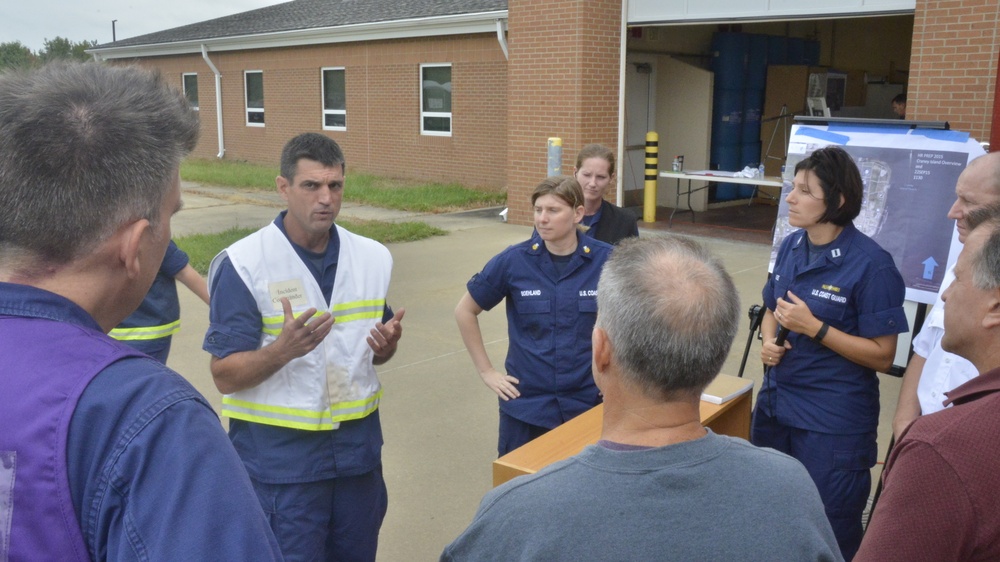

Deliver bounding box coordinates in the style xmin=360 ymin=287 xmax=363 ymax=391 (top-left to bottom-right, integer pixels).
xmin=582 ymin=236 xmax=614 ymax=255
xmin=477 ymin=456 xmax=583 ymax=511
xmin=601 ymin=200 xmax=636 ymax=219
xmin=905 ymin=392 xmax=1000 ymax=446
xmin=714 ymin=435 xmax=818 ymax=486
xmin=83 ymin=355 xmax=210 ymax=414
xmin=844 ymin=225 xmax=895 ymax=263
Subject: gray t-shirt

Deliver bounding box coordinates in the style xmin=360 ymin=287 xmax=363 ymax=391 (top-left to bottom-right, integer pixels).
xmin=442 ymin=430 xmax=842 ymax=562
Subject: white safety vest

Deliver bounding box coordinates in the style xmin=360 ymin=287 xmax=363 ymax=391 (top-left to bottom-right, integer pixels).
xmin=210 ymin=223 xmax=392 ymax=431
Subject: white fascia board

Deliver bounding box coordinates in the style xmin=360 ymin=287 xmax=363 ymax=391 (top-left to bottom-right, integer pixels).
xmin=89 ymin=10 xmax=507 ymax=59
xmin=628 ymin=1 xmax=914 ymax=25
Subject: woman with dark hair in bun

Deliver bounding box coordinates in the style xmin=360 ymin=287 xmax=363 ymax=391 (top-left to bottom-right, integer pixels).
xmin=753 ymin=146 xmax=908 ymax=561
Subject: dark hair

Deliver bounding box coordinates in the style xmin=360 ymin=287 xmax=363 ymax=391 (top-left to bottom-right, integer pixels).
xmin=892 ymin=93 xmax=907 ymax=105
xmin=280 ymin=133 xmax=345 ymax=181
xmin=793 ymin=146 xmax=863 ymax=226
xmin=0 ymin=62 xmax=199 ymax=265
xmin=575 ymin=144 xmax=616 ymax=176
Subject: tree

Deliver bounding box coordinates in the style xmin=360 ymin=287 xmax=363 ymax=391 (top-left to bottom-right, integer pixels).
xmin=39 ymin=37 xmax=97 ymax=63
xmin=0 ymin=41 xmax=34 ymax=70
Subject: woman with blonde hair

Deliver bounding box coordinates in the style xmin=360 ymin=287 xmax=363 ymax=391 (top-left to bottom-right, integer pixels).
xmin=455 ymin=176 xmax=613 ymax=455
xmin=574 ymin=144 xmax=639 ymax=245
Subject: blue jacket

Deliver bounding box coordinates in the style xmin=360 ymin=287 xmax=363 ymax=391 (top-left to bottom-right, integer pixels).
xmin=0 ymin=282 xmax=281 ymax=561
xmin=759 ymin=223 xmax=908 ymax=434
xmin=468 ymin=231 xmax=613 ymax=428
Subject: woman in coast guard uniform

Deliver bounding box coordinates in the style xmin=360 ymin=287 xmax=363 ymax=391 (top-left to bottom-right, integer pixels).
xmin=456 ymin=176 xmax=613 ymax=456
xmin=753 ymin=146 xmax=908 ymax=561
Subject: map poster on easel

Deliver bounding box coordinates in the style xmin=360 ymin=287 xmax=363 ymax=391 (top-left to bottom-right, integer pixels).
xmin=769 ymin=122 xmax=987 ymax=305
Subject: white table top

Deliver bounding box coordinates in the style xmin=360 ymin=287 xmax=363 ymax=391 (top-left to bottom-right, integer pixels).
xmin=659 ymin=170 xmax=784 ymax=187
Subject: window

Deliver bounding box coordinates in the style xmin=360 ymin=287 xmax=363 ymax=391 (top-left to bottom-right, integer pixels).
xmin=322 ymin=67 xmax=346 ymax=130
xmin=244 ymin=70 xmax=264 ymax=126
xmin=182 ymin=73 xmax=198 ymax=110
xmin=420 ymin=64 xmax=451 ymax=136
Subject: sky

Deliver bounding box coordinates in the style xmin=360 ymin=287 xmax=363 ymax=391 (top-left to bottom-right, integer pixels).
xmin=1 ymin=0 xmax=288 ymax=52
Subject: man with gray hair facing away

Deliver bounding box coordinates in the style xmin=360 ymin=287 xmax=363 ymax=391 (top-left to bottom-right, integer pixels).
xmin=0 ymin=62 xmax=280 ymax=560
xmin=442 ymin=236 xmax=841 ymax=561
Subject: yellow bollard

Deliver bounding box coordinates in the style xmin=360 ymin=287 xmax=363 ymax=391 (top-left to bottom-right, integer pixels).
xmin=643 ymin=132 xmax=658 ymax=223
xmin=547 ymin=137 xmax=562 ymax=176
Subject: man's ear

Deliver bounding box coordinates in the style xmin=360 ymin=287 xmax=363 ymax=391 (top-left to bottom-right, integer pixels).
xmin=592 ymin=327 xmax=612 ymax=374
xmin=276 ymin=175 xmax=289 ymax=200
xmin=119 ymin=218 xmax=151 ymax=280
xmin=983 ymin=289 xmax=1000 ymax=329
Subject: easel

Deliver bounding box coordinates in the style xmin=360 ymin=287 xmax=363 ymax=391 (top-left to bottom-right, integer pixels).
xmin=761 ymin=104 xmax=794 ymax=171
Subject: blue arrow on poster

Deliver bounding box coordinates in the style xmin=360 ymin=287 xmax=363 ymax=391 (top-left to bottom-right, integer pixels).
xmin=922 ymin=256 xmax=939 ymax=280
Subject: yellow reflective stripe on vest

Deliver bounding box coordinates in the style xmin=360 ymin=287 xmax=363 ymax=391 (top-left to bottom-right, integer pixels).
xmin=221 ymin=389 xmax=382 ymax=431
xmin=331 ymin=299 xmax=385 ymax=323
xmin=260 ymin=300 xmax=385 ymax=335
xmin=109 ymin=320 xmax=181 ymax=341
xmin=260 ymin=310 xmax=326 ymax=336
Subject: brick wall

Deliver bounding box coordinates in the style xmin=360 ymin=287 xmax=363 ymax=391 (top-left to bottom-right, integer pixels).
xmin=910 ymin=0 xmax=1000 ymax=143
xmin=506 ymin=0 xmax=623 ymax=225
xmin=131 ymin=34 xmax=508 ymax=189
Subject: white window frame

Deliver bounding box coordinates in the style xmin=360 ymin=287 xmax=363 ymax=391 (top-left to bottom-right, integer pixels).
xmin=182 ymin=72 xmax=199 ymax=111
xmin=244 ymin=70 xmax=265 ymax=127
xmin=321 ymin=67 xmax=347 ymax=131
xmin=420 ymin=63 xmax=452 ymax=137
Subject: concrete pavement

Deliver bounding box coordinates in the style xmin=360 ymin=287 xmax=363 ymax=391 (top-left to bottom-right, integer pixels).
xmin=167 ymin=182 xmax=901 ymax=561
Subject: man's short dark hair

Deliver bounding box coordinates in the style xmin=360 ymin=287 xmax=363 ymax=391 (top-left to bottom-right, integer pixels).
xmin=0 ymin=62 xmax=199 ymax=266
xmin=280 ymin=133 xmax=345 ymax=181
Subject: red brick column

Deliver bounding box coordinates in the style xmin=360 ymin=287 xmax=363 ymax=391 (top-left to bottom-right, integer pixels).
xmin=506 ymin=0 xmax=623 ymax=225
xmin=910 ymin=0 xmax=1000 ymax=143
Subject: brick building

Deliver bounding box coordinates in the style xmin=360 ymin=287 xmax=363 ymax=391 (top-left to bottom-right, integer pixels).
xmin=91 ymin=0 xmax=1000 ymax=226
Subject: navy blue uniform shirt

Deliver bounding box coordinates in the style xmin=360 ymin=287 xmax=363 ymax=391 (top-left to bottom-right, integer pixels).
xmin=467 ymin=231 xmax=613 ymax=428
xmin=0 ymin=282 xmax=281 ymax=561
xmin=759 ymin=223 xmax=908 ymax=434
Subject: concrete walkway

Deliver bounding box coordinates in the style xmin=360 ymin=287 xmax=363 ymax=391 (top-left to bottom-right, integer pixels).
xmin=167 ymin=182 xmax=901 ymax=561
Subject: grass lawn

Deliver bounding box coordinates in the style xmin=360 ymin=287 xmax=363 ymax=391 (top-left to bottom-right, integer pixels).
xmin=180 ymin=158 xmax=505 ymax=213
xmin=177 ymin=220 xmax=446 ymax=275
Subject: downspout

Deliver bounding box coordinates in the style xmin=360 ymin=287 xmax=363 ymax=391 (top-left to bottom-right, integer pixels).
xmin=201 ymin=44 xmax=225 ymax=159
xmin=616 ymin=0 xmax=628 ymax=206
xmin=496 ymin=18 xmax=509 ymax=60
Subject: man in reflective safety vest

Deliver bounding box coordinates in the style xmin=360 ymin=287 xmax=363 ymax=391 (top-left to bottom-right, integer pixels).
xmin=110 ymin=240 xmax=209 ymax=363
xmin=205 ymin=133 xmax=405 ymax=562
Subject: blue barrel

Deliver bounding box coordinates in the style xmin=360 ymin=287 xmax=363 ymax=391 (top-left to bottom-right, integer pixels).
xmin=746 ymin=34 xmax=769 ymax=90
xmin=739 ymin=141 xmax=763 ymax=198
xmin=787 ymin=37 xmax=806 ymax=65
xmin=712 ymin=89 xmax=744 ymax=149
xmin=805 ymin=40 xmax=821 ymax=65
xmin=710 ymin=145 xmax=741 ymax=201
xmin=742 ymin=88 xmax=764 ymax=144
xmin=711 ymin=32 xmax=748 ymax=86
xmin=768 ymin=36 xmax=788 ymax=65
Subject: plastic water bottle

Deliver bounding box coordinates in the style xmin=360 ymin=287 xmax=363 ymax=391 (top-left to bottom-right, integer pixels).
xmin=758 ymin=163 xmax=766 ymax=178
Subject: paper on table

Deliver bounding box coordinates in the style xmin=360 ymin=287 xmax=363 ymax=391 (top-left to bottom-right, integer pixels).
xmin=701 ymin=374 xmax=754 ymax=405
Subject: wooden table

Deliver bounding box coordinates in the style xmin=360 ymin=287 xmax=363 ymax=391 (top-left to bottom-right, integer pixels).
xmin=492 ymin=391 xmax=752 ymax=486
xmin=658 ymin=171 xmax=784 ymax=226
